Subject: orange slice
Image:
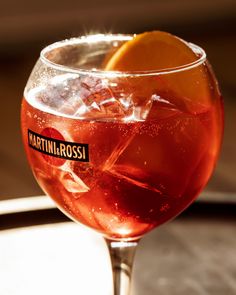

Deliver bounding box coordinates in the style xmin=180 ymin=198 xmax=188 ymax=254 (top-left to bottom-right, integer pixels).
xmin=105 ymin=31 xmax=197 ymax=71
xmin=104 ymin=31 xmax=211 ymax=113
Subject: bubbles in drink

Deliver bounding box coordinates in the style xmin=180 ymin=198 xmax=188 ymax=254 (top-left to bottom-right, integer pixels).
xmin=22 ymin=73 xmax=222 ymax=239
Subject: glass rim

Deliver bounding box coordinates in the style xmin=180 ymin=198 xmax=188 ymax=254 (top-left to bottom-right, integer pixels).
xmin=40 ymin=33 xmax=207 ymax=77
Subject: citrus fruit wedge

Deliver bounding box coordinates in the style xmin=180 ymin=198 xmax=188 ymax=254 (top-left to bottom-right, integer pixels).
xmin=104 ymin=31 xmax=212 ymax=113
xmin=105 ymin=31 xmax=197 ymax=71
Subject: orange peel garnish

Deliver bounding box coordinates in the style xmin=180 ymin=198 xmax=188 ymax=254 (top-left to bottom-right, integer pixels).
xmin=104 ymin=31 xmax=211 ymax=113
xmin=105 ymin=31 xmax=197 ymax=72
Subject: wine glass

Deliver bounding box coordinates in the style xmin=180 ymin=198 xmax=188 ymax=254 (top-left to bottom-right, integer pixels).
xmin=21 ymin=34 xmax=223 ymax=294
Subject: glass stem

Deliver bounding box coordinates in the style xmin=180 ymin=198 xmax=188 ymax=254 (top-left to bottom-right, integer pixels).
xmin=105 ymin=238 xmax=140 ymax=295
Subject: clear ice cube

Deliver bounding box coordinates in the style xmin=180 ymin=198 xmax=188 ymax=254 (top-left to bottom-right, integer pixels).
xmin=58 ymin=163 xmax=90 ymax=195
xmin=34 ymin=74 xmax=154 ymax=120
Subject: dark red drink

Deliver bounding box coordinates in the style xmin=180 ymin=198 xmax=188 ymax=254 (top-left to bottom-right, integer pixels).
xmin=21 ymin=73 xmax=223 ymax=239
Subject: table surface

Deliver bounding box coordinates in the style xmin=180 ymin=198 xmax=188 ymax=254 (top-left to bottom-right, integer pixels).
xmin=0 ymin=196 xmax=236 ymax=295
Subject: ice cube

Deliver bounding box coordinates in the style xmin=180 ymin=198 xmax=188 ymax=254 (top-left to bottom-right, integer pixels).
xmin=34 ymin=74 xmax=83 ymax=115
xmin=73 ymin=76 xmax=135 ymax=119
xmin=107 ymin=164 xmax=162 ymax=194
xmin=59 ymin=164 xmax=90 ymax=195
xmin=34 ymin=74 xmax=154 ymax=120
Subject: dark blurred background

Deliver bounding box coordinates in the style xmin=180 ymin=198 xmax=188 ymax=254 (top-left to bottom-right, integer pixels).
xmin=0 ymin=0 xmax=236 ymax=199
